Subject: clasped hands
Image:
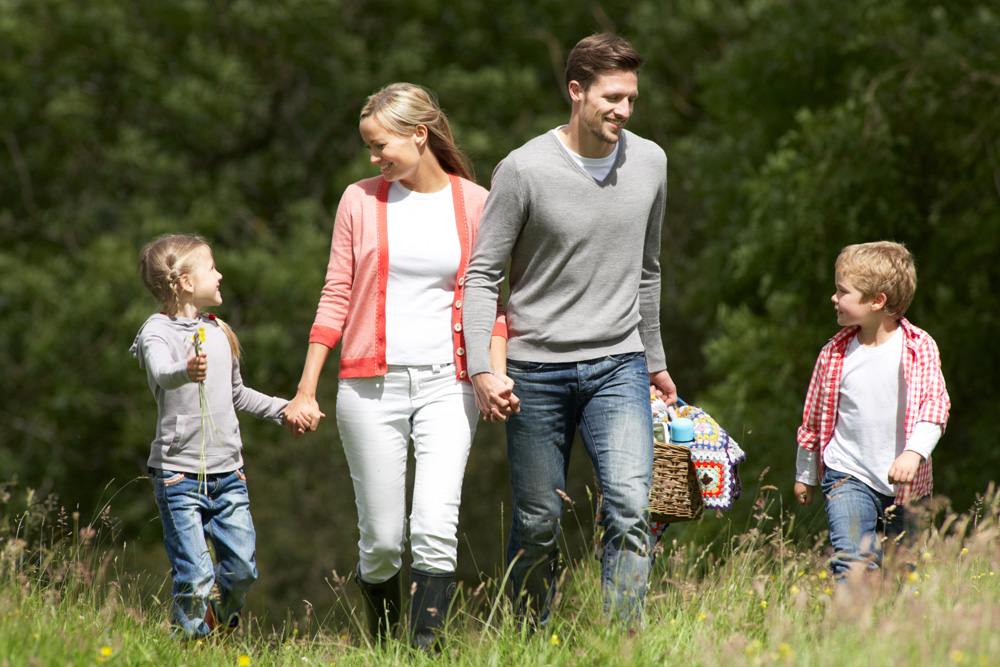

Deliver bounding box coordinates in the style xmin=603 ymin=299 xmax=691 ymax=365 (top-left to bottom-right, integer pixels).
xmin=471 ymin=372 xmax=520 ymax=422
xmin=283 ymin=394 xmax=327 ymax=438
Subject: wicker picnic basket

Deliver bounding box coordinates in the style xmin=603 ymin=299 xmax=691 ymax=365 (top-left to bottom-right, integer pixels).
xmin=649 ymin=436 xmax=704 ymax=523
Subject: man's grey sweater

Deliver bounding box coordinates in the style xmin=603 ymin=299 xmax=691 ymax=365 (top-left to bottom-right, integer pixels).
xmin=130 ymin=313 xmax=287 ymax=474
xmin=463 ymin=130 xmax=668 ymax=375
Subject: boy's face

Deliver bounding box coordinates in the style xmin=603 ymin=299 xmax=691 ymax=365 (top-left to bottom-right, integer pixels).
xmin=831 ymin=271 xmax=879 ymax=328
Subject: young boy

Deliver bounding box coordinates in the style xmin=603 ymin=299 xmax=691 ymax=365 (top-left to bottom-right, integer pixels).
xmin=794 ymin=241 xmax=950 ymax=578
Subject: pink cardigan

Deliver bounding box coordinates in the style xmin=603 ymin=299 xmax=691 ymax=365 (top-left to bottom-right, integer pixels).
xmin=309 ymin=173 xmax=506 ymax=381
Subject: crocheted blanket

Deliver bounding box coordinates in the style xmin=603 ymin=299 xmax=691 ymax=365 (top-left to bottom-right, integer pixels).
xmin=651 ymin=396 xmax=746 ymax=511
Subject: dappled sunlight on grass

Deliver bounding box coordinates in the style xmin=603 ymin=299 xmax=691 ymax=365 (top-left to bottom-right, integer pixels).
xmin=2 ymin=477 xmax=1000 ymax=664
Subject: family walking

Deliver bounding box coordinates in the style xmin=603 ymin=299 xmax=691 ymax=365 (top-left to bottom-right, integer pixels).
xmin=131 ymin=30 xmax=948 ymax=648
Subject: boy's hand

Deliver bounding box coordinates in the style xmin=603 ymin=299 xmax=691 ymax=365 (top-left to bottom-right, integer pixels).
xmin=187 ymin=351 xmax=208 ymax=382
xmin=794 ymin=481 xmax=815 ymax=506
xmin=888 ymin=450 xmax=924 ymax=485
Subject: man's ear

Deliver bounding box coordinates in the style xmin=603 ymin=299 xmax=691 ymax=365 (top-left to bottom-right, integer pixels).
xmin=568 ymin=80 xmax=584 ymax=103
xmin=870 ymin=292 xmax=887 ymax=311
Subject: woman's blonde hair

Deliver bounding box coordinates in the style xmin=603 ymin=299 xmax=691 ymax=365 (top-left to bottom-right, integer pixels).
xmin=836 ymin=241 xmax=917 ymax=318
xmin=360 ymin=83 xmax=474 ymax=182
xmin=138 ymin=234 xmax=241 ymax=361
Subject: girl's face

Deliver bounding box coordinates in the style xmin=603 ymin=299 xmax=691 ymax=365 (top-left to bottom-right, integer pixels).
xmin=359 ymin=116 xmax=426 ymax=190
xmin=184 ymin=245 xmax=223 ymax=310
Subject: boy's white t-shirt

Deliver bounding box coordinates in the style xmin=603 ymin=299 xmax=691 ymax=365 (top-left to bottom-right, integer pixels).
xmin=551 ymin=127 xmax=619 ymax=181
xmin=822 ymin=328 xmax=906 ymax=496
xmin=384 ymin=181 xmax=460 ymax=365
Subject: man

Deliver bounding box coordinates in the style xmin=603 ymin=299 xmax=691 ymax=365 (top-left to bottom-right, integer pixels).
xmin=462 ymin=33 xmax=677 ymax=626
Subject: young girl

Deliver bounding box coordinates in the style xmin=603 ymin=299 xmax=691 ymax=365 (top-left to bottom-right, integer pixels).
xmin=131 ymin=234 xmax=290 ymax=639
xmin=283 ymin=83 xmax=512 ymax=649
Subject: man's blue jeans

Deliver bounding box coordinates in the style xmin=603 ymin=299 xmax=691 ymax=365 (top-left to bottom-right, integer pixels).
xmin=822 ymin=467 xmax=908 ymax=578
xmin=504 ymin=352 xmax=654 ymax=626
xmin=151 ymin=468 xmax=258 ymax=638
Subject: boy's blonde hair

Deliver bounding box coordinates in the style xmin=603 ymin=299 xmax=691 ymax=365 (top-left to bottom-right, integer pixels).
xmin=138 ymin=234 xmax=242 ymax=361
xmin=835 ymin=241 xmax=917 ymax=318
xmin=360 ymin=82 xmax=474 ymax=182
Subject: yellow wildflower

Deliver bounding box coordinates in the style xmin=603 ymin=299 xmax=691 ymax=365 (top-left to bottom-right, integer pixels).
xmin=550 ymin=633 xmax=561 ymax=646
xmin=818 ymin=571 xmax=828 ymax=580
xmin=238 ymin=655 xmax=252 ymax=667
xmin=790 ymin=585 xmax=800 ymax=595
xmin=101 ymin=646 xmax=113 ymax=657
xmin=760 ymin=600 xmax=767 ymax=609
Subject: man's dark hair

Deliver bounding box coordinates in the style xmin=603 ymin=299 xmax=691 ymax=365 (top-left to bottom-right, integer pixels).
xmin=565 ymin=33 xmax=643 ymax=90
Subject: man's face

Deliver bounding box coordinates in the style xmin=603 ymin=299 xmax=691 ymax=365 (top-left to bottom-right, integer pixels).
xmin=573 ymin=70 xmax=639 ymax=147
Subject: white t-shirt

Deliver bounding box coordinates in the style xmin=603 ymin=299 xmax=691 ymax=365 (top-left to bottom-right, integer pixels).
xmin=822 ymin=328 xmax=906 ymax=496
xmin=384 ymin=181 xmax=460 ymax=365
xmin=551 ymin=127 xmax=619 ymax=181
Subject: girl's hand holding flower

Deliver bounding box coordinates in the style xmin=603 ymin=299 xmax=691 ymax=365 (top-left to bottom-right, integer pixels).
xmin=187 ymin=351 xmax=208 ymax=382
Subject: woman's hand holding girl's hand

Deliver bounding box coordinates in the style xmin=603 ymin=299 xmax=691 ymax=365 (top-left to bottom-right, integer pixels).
xmin=283 ymin=393 xmax=326 ymax=438
xmin=187 ymin=351 xmax=208 ymax=382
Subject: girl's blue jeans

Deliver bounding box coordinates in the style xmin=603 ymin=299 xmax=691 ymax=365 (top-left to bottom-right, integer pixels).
xmin=822 ymin=467 xmax=909 ymax=579
xmin=150 ymin=467 xmax=258 ymax=638
xmin=504 ymin=352 xmax=654 ymax=627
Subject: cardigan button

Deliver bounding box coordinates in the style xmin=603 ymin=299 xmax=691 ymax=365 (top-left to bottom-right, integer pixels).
xmin=458 ymin=277 xmax=465 ymax=286
xmin=459 ymin=370 xmax=468 ymax=379
xmin=455 ymin=299 xmax=462 ymax=309
xmin=453 ymin=323 xmax=462 ymax=332
xmin=457 ymin=347 xmax=465 ymax=356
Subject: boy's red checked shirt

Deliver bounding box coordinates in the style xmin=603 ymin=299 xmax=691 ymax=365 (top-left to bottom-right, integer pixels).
xmin=797 ymin=318 xmax=951 ymax=503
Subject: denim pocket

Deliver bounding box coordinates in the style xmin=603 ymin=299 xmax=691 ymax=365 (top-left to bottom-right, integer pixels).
xmin=505 ymin=359 xmax=548 ymax=372
xmin=606 ymin=351 xmax=645 ymax=363
xmin=150 ymin=468 xmax=187 ymax=486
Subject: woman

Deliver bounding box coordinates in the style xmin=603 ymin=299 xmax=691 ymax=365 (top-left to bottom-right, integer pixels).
xmin=284 ymin=83 xmax=511 ymax=649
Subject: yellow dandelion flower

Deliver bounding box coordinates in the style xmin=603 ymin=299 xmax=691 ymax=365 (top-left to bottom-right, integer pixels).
xmin=823 ymin=587 xmax=833 ymax=595
xmin=907 ymin=571 xmax=919 ymax=583
xmin=790 ymin=585 xmax=800 ymax=595
xmin=100 ymin=646 xmax=113 ymax=657
xmin=818 ymin=571 xmax=828 ymax=580
xmin=913 ymin=589 xmax=921 ymax=596
xmin=33 ymin=634 xmax=39 ymax=639
xmin=698 ymin=612 xmax=707 ymax=622
xmin=549 ymin=633 xmax=561 ymax=646
xmin=961 ymin=548 xmax=969 ymax=555
xmin=238 ymin=655 xmax=252 ymax=667
xmin=951 ymin=650 xmax=965 ymax=663
xmin=760 ymin=600 xmax=767 ymax=609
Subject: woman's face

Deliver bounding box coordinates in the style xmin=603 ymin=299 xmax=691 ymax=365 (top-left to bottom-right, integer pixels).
xmin=359 ymin=116 xmax=425 ymax=189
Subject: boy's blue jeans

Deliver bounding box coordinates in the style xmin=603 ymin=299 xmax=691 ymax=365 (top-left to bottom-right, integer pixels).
xmin=504 ymin=352 xmax=654 ymax=627
xmin=822 ymin=467 xmax=908 ymax=578
xmin=150 ymin=468 xmax=258 ymax=638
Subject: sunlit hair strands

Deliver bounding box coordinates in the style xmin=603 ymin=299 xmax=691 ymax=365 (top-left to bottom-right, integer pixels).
xmin=359 ymin=82 xmax=474 ymax=182
xmin=835 ymin=241 xmax=918 ymax=318
xmin=565 ymin=33 xmax=643 ymax=91
xmin=138 ymin=234 xmax=242 ymax=361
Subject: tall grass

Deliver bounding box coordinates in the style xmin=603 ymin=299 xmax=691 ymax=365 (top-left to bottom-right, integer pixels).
xmin=3 ymin=475 xmax=999 ymax=665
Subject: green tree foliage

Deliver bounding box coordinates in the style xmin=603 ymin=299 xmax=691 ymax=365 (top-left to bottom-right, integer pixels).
xmin=2 ymin=0 xmax=997 ymax=620
xmin=684 ymin=0 xmax=1000 ymax=509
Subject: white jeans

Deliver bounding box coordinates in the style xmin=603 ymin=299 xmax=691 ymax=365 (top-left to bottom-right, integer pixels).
xmin=336 ymin=364 xmax=477 ymax=583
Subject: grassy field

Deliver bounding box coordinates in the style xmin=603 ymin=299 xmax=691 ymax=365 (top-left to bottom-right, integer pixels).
xmin=3 ymin=478 xmax=1000 ymax=666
